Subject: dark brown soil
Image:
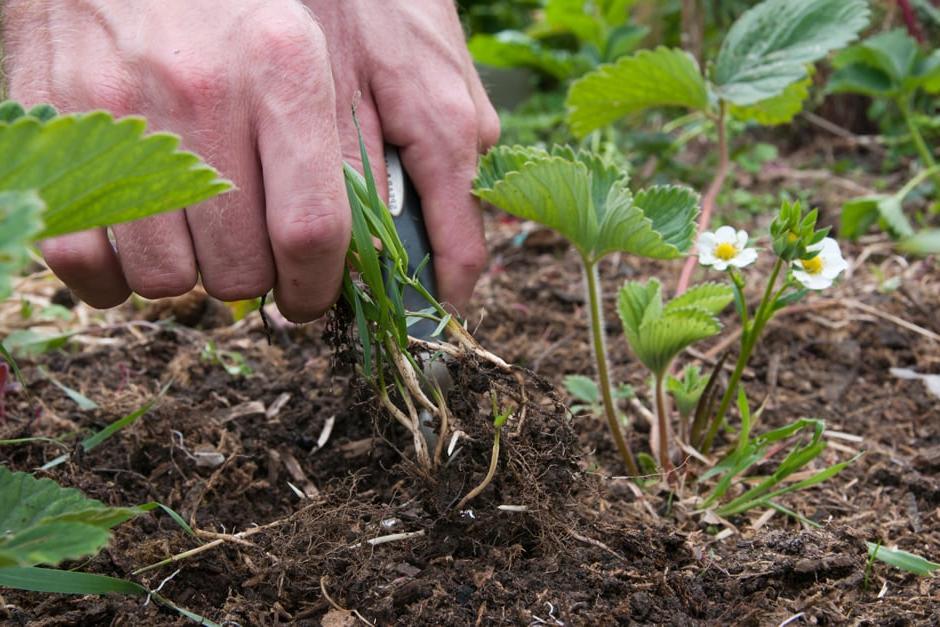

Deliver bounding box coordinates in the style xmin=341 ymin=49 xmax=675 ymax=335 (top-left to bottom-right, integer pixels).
xmin=2 ymin=147 xmax=940 ymax=626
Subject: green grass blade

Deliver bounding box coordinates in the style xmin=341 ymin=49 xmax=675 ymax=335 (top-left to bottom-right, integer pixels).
xmin=38 ymin=367 xmax=98 ymax=411
xmin=0 ymin=566 xmax=146 ymax=595
xmin=867 ymin=542 xmax=940 ymax=576
xmin=81 ymin=382 xmax=170 ymax=452
xmin=767 ymin=500 xmax=822 ymax=528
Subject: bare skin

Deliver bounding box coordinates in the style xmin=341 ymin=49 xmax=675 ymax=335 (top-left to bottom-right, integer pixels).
xmin=1 ymin=0 xmax=499 ymax=321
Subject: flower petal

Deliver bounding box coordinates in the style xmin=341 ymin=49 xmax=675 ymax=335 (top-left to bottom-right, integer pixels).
xmin=729 ymin=247 xmax=758 ymax=268
xmin=793 ymin=269 xmax=832 ymax=290
xmin=735 ymin=230 xmax=750 ymax=249
xmin=698 ymin=232 xmax=717 ymax=252
xmin=715 ymin=225 xmax=736 ymax=243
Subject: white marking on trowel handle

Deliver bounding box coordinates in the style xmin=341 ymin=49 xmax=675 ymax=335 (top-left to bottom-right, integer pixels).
xmin=385 ymin=145 xmax=405 ymax=217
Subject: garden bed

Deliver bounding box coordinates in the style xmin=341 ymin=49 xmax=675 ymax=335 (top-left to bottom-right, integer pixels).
xmin=2 ymin=143 xmax=939 ymax=624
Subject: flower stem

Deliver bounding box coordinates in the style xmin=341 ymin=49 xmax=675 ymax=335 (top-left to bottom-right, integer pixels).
xmin=677 ymin=102 xmax=731 ymax=295
xmin=700 ymin=257 xmax=784 ymax=454
xmin=584 ymin=262 xmax=639 ymax=476
xmin=654 ymin=371 xmax=673 ymax=475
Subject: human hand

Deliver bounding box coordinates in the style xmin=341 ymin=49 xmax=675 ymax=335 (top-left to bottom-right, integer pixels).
xmin=307 ymin=0 xmax=501 ymax=312
xmin=2 ymin=0 xmax=350 ymax=322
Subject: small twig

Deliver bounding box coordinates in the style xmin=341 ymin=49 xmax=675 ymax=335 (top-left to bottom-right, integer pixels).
xmin=566 ymin=528 xmax=627 ymax=562
xmin=348 ymin=530 xmax=425 ymax=549
xmin=319 ymin=576 xmax=375 ymax=626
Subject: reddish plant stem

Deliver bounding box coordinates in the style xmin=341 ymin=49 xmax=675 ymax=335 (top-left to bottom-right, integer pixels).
xmin=897 ymin=0 xmax=925 ymax=43
xmin=676 ymin=105 xmax=731 ymax=296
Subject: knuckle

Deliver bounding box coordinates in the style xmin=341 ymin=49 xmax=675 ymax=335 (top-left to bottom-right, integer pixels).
xmin=251 ymin=15 xmax=327 ymax=73
xmin=164 ymin=61 xmax=230 ymax=107
xmin=443 ymin=240 xmax=488 ymax=278
xmin=431 ymin=95 xmax=479 ymax=144
xmin=271 ymin=209 xmax=350 ymax=262
xmin=79 ymin=70 xmax=138 ymax=114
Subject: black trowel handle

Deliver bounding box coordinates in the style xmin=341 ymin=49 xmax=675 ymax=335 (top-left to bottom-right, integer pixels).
xmin=384 ymin=145 xmax=438 ymax=339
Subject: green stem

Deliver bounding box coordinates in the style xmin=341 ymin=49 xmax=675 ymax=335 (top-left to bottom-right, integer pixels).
xmin=584 ymin=262 xmax=639 ymax=476
xmin=900 ymin=99 xmax=936 ymax=167
xmin=654 ymin=372 xmax=673 ymax=475
xmin=899 ymin=98 xmax=940 ymax=189
xmin=700 ymin=257 xmax=785 ymax=454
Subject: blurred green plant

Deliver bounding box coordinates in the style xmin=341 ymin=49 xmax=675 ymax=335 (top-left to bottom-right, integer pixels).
xmin=201 ymin=341 xmax=253 ymax=377
xmin=565 ymin=0 xmax=870 ymax=294
xmin=829 ymin=29 xmax=940 ymax=252
xmin=469 ymin=0 xmax=648 ymax=82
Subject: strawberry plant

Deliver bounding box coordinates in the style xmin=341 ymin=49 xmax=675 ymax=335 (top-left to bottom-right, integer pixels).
xmin=0 ymin=101 xmax=228 ymax=618
xmin=564 ymin=0 xmax=870 ymax=293
xmin=829 ymin=28 xmax=940 ymax=253
xmin=474 ymin=144 xmax=699 ymax=474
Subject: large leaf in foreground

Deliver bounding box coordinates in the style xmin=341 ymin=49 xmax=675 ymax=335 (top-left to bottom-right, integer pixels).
xmin=713 ymin=0 xmax=869 ymax=105
xmin=0 ymin=190 xmax=44 ymax=300
xmin=566 ymin=47 xmax=709 ymax=137
xmin=474 ymin=146 xmax=697 ymax=263
xmin=0 ymin=465 xmax=142 ymax=567
xmin=0 ymin=110 xmax=231 ymax=239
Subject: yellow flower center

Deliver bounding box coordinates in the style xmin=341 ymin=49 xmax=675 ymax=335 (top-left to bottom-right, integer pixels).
xmin=715 ymin=242 xmax=738 ymax=261
xmin=802 ymin=255 xmax=823 ymax=275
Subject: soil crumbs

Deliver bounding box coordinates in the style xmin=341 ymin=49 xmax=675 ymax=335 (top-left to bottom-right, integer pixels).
xmin=3 ymin=164 xmax=940 ymax=625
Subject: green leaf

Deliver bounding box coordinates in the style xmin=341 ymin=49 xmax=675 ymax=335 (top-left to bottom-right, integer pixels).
xmin=834 ymin=29 xmax=917 ymax=88
xmin=632 ymin=310 xmax=721 ymax=375
xmin=81 ymin=382 xmax=169 ymax=453
xmin=917 ymin=50 xmax=940 ymax=94
xmin=0 ymin=466 xmax=145 ymax=567
xmin=615 ymin=278 xmax=663 ymax=337
xmin=840 ymin=197 xmax=881 ymax=240
xmin=867 ymin=543 xmax=940 ymax=576
xmin=0 ymin=110 xmax=231 ymax=239
xmin=0 ymin=190 xmax=44 ymax=300
xmin=474 ymin=146 xmax=696 ymax=263
xmin=564 ymin=374 xmax=600 ymax=404
xmin=729 ymin=73 xmax=812 ymax=126
xmin=566 ymin=47 xmax=709 ymax=137
xmin=1 ymin=329 xmax=74 ymax=358
xmin=0 ymin=567 xmax=146 ymax=595
xmin=0 ymin=567 xmax=223 ymax=625
xmin=827 ymin=64 xmax=895 ymax=98
xmin=630 ymin=185 xmax=700 ymax=258
xmin=617 ymin=279 xmax=725 ymax=376
xmin=664 ymin=282 xmax=733 ymax=316
xmin=667 ymin=365 xmax=707 ymax=419
xmin=713 ymin=0 xmax=869 ymax=105
xmin=899 ymin=229 xmax=940 ymax=255
xmin=469 ymin=31 xmax=584 ymax=80
xmin=603 ymin=24 xmax=649 ymax=62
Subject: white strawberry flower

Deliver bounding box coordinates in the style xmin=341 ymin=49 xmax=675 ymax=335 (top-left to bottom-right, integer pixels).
xmin=792 ymin=237 xmax=847 ymax=290
xmin=698 ymin=226 xmax=758 ymax=271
